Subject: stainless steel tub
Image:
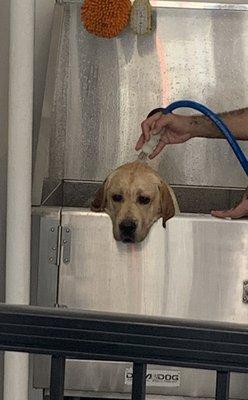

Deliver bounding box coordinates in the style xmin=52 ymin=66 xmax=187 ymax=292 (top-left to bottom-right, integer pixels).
xmin=31 ymin=208 xmax=248 ymax=398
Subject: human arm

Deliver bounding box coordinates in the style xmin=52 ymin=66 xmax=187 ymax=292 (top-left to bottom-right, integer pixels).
xmin=136 ymin=107 xmax=248 ymax=159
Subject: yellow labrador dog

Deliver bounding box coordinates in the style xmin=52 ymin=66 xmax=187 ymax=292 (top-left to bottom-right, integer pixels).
xmin=91 ymin=161 xmax=179 ymax=243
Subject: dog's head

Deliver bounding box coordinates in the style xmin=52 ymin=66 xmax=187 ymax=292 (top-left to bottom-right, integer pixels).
xmin=91 ymin=161 xmax=178 ymax=243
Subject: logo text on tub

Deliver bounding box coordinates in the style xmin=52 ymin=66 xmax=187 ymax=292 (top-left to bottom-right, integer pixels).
xmin=125 ymin=368 xmax=181 ymax=387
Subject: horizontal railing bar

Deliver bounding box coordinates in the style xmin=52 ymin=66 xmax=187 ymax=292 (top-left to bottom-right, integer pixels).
xmin=0 ymin=305 xmax=248 ymax=372
xmin=1 ymin=304 xmax=248 ymax=334
xmin=2 ymin=324 xmax=248 ymax=355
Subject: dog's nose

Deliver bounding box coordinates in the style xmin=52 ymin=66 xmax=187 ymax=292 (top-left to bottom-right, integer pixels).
xmin=119 ymin=219 xmax=137 ymax=235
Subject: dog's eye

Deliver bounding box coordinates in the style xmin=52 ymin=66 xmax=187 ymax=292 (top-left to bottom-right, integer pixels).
xmin=138 ymin=196 xmax=150 ymax=205
xmin=112 ymin=194 xmax=123 ymax=202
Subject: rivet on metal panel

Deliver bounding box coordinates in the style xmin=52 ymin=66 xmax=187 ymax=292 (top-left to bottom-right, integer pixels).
xmin=242 ymin=281 xmax=248 ymax=303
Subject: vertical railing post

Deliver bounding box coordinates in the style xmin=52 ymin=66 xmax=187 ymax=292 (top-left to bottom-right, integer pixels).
xmin=4 ymin=1 xmax=34 ymax=400
xmin=50 ymin=355 xmax=66 ymax=400
xmin=131 ymin=362 xmax=147 ymax=400
xmin=215 ymin=371 xmax=230 ymax=400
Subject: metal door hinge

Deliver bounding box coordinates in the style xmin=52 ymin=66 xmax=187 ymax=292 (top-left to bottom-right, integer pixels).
xmin=61 ymin=226 xmax=71 ymax=264
xmin=47 ymin=222 xmax=60 ymax=266
xmin=242 ymin=281 xmax=248 ymax=303
xmin=47 ymin=223 xmax=71 ymax=266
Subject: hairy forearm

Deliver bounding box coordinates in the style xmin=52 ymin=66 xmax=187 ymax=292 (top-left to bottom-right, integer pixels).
xmin=189 ymin=108 xmax=248 ymax=140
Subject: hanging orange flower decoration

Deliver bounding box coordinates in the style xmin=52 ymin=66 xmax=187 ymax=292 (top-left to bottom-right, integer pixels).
xmin=81 ymin=0 xmax=132 ymax=39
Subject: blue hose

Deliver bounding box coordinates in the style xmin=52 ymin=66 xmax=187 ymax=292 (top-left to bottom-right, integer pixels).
xmin=162 ymin=100 xmax=248 ymax=176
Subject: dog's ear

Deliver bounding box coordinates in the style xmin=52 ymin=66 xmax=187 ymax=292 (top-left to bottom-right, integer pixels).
xmin=91 ymin=179 xmax=107 ymax=212
xmin=159 ymin=181 xmax=175 ymax=228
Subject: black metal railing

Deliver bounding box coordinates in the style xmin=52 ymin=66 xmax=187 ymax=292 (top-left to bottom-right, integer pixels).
xmin=1 ymin=304 xmax=248 ymax=400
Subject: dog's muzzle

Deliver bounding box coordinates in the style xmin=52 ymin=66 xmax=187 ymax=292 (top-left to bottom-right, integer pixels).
xmin=119 ymin=219 xmax=137 ymax=243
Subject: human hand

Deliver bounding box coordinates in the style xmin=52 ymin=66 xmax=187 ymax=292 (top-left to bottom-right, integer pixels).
xmin=135 ymin=110 xmax=193 ymax=159
xmin=211 ymin=189 xmax=248 ymax=219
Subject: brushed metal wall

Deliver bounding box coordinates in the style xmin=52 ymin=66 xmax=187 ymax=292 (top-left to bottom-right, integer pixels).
xmin=34 ymin=2 xmax=248 ymax=195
